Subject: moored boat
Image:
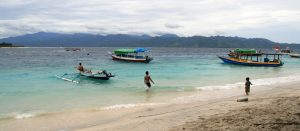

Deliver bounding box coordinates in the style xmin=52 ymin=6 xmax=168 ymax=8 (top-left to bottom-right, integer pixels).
xmin=280 ymin=47 xmax=292 ymax=55
xmin=65 ymin=48 xmax=81 ymax=51
xmin=111 ymin=48 xmax=153 ymax=63
xmin=273 ymin=45 xmax=293 ymax=55
xmin=289 ymin=53 xmax=300 ymax=58
xmin=80 ymin=70 xmax=114 ymax=80
xmin=219 ymin=53 xmax=283 ymax=67
xmin=56 ymin=70 xmax=114 ymax=83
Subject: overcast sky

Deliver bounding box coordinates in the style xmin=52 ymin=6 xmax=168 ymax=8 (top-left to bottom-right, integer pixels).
xmin=0 ymin=0 xmax=300 ymax=43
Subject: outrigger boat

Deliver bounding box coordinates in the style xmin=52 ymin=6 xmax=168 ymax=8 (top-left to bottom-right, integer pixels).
xmin=110 ymin=48 xmax=153 ymax=63
xmin=56 ymin=70 xmax=114 ymax=83
xmin=219 ymin=52 xmax=284 ymax=67
xmin=80 ymin=70 xmax=114 ymax=80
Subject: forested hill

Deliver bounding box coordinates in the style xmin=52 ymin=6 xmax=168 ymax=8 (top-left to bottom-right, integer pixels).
xmin=0 ymin=32 xmax=299 ymax=48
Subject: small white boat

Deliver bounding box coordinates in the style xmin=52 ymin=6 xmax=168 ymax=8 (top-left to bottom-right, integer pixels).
xmin=289 ymin=53 xmax=300 ymax=58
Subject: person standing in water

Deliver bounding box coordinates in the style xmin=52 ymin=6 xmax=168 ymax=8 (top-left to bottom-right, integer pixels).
xmin=144 ymin=71 xmax=154 ymax=89
xmin=245 ymin=77 xmax=252 ymax=95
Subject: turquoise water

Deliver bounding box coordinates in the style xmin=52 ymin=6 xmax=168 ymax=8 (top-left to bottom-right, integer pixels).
xmin=0 ymin=47 xmax=300 ymax=118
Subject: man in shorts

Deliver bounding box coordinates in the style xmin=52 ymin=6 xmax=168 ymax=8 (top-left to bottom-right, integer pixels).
xmin=144 ymin=71 xmax=154 ymax=89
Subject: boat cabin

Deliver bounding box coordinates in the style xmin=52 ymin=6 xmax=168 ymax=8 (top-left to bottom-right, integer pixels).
xmin=236 ymin=53 xmax=282 ymax=63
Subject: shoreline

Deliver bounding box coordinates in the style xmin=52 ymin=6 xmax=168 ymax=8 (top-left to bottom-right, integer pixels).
xmin=0 ymin=74 xmax=298 ymax=121
xmin=0 ymin=81 xmax=299 ymax=130
xmin=172 ymin=85 xmax=300 ymax=130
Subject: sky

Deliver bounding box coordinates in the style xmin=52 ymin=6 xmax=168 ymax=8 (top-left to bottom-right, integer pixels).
xmin=0 ymin=0 xmax=300 ymax=43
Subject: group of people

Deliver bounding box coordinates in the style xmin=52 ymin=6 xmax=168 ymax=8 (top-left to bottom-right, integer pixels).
xmin=78 ymin=63 xmax=252 ymax=94
xmin=77 ymin=63 xmax=155 ymax=89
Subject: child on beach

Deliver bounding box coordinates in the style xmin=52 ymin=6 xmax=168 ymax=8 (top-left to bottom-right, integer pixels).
xmin=245 ymin=77 xmax=252 ymax=95
xmin=144 ymin=71 xmax=154 ymax=89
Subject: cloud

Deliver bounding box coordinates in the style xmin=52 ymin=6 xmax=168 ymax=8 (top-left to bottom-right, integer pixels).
xmin=0 ymin=0 xmax=299 ymax=42
xmin=165 ymin=23 xmax=182 ymax=29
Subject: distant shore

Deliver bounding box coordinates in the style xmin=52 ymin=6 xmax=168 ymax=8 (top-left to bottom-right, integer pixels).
xmin=0 ymin=42 xmax=24 ymax=48
xmin=0 ymin=81 xmax=299 ymax=131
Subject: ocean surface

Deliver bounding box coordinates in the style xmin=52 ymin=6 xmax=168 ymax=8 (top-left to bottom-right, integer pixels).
xmin=1 ymin=47 xmax=300 ymax=119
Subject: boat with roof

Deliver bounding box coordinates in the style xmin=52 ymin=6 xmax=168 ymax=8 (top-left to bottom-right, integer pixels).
xmin=110 ymin=48 xmax=153 ymax=63
xmin=219 ymin=50 xmax=284 ymax=67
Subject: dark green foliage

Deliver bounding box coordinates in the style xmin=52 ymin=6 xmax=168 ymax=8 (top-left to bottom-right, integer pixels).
xmin=0 ymin=42 xmax=13 ymax=47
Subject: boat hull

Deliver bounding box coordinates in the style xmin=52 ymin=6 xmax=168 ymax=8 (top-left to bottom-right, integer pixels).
xmin=80 ymin=73 xmax=114 ymax=80
xmin=218 ymin=56 xmax=283 ymax=67
xmin=111 ymin=55 xmax=153 ymax=63
xmin=289 ymin=54 xmax=300 ymax=58
xmin=85 ymin=76 xmax=110 ymax=80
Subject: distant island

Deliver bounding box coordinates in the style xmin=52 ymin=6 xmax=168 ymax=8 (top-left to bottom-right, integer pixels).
xmin=0 ymin=32 xmax=299 ymax=48
xmin=0 ymin=42 xmax=24 ymax=48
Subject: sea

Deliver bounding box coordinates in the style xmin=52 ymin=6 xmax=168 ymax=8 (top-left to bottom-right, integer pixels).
xmin=0 ymin=47 xmax=300 ymax=119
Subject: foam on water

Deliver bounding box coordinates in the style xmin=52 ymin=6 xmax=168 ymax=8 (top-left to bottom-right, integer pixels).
xmin=15 ymin=113 xmax=35 ymax=119
xmin=173 ymin=74 xmax=300 ymax=103
xmin=195 ymin=74 xmax=300 ymax=91
xmin=0 ymin=112 xmax=42 ymax=120
xmin=99 ymin=103 xmax=166 ymax=110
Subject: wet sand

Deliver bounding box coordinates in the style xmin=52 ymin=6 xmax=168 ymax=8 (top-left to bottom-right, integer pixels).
xmin=172 ymin=88 xmax=300 ymax=131
xmin=0 ymin=82 xmax=299 ymax=131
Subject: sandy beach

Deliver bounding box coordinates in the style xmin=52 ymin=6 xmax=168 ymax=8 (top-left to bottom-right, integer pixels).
xmin=0 ymin=82 xmax=299 ymax=131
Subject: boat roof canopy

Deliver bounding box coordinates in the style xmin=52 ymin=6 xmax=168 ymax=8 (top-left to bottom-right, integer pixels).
xmin=241 ymin=53 xmax=283 ymax=56
xmin=135 ymin=48 xmax=147 ymax=52
xmin=233 ymin=49 xmax=256 ymax=54
xmin=114 ymin=48 xmax=148 ymax=54
xmin=114 ymin=49 xmax=136 ymax=54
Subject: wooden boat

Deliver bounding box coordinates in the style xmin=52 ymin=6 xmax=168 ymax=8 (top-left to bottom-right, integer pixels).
xmin=219 ymin=53 xmax=284 ymax=67
xmin=289 ymin=53 xmax=300 ymax=58
xmin=111 ymin=48 xmax=153 ymax=63
xmin=56 ymin=70 xmax=114 ymax=83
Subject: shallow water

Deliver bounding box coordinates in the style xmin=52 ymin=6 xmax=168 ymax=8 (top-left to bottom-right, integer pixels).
xmin=0 ymin=47 xmax=300 ymax=119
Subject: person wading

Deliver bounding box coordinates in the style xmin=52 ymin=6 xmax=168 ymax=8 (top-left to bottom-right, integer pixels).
xmin=144 ymin=71 xmax=154 ymax=89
